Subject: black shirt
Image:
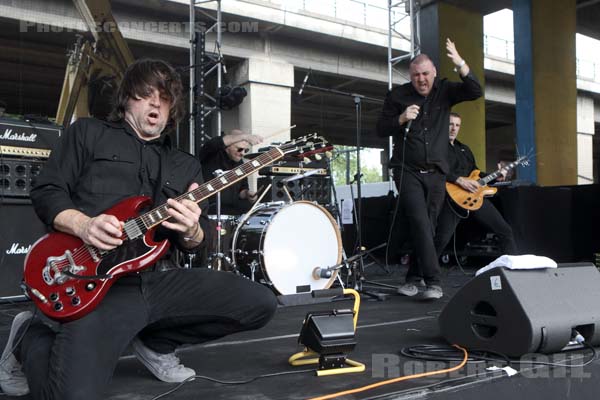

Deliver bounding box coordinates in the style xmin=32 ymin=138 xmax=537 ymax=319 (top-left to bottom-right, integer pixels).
xmin=30 ymin=118 xmax=211 ymax=252
xmin=197 ymin=136 xmax=250 ymax=215
xmin=376 ymin=73 xmax=482 ymax=174
xmin=447 ymin=139 xmax=493 ymax=183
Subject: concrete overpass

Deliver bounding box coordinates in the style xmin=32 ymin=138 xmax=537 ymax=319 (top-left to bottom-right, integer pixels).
xmin=0 ymin=0 xmax=599 ymax=182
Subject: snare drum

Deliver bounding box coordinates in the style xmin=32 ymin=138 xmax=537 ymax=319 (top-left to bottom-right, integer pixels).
xmin=232 ymin=201 xmax=342 ymax=295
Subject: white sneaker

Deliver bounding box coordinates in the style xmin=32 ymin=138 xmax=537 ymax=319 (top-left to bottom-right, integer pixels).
xmin=0 ymin=311 xmax=32 ymax=396
xmin=421 ymin=285 xmax=443 ymax=300
xmin=132 ymin=337 xmax=195 ymax=383
xmin=397 ymin=283 xmax=419 ymax=296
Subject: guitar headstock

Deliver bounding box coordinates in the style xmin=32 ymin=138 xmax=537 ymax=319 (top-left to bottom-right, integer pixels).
xmin=279 ymin=133 xmax=333 ymax=163
xmin=516 ymin=156 xmax=530 ymax=167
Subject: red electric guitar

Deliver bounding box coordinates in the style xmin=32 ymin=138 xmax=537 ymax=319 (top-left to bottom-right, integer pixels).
xmin=23 ymin=134 xmax=331 ymax=321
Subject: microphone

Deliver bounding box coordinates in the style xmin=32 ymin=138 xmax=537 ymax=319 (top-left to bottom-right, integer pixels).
xmin=404 ymin=119 xmax=413 ymax=134
xmin=298 ymin=68 xmax=311 ymax=96
xmin=312 ymin=267 xmax=332 ymax=280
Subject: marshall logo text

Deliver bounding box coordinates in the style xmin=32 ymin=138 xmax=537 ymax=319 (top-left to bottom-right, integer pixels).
xmin=0 ymin=129 xmax=38 ymax=143
xmin=6 ymin=243 xmax=32 ymax=255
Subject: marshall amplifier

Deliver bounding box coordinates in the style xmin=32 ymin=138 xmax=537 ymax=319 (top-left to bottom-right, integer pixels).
xmin=0 ymin=199 xmax=48 ymax=299
xmin=258 ymin=175 xmax=332 ymax=205
xmin=0 ymin=117 xmax=62 ymax=198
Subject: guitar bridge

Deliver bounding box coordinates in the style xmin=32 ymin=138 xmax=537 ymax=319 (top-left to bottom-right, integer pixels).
xmin=43 ymin=250 xmax=86 ymax=285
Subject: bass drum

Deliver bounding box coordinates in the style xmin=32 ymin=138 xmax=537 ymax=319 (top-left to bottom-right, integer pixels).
xmin=232 ymin=201 xmax=342 ymax=295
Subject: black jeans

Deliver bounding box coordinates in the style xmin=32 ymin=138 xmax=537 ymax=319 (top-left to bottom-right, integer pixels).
xmin=434 ymin=196 xmax=518 ymax=257
xmin=18 ymin=268 xmax=277 ymax=400
xmin=393 ymin=169 xmax=446 ymax=285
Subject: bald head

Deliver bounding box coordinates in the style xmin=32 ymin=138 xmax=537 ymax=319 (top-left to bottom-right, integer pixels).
xmin=409 ymin=54 xmax=437 ymax=97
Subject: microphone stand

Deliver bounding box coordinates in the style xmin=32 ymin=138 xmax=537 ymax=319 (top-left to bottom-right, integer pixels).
xmin=301 ymin=84 xmax=387 ymax=300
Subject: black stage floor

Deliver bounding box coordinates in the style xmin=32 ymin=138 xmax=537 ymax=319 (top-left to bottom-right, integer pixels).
xmin=1 ymin=263 xmax=598 ymax=400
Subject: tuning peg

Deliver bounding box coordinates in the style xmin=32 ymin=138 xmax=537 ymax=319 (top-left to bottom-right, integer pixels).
xmin=303 ymin=157 xmax=311 ymax=164
xmin=325 ymin=151 xmax=332 ymax=159
xmin=314 ymin=154 xmax=322 ymax=160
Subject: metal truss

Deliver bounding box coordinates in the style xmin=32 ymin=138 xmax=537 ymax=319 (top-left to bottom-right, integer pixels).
xmin=189 ymin=0 xmax=223 ymax=154
xmin=384 ymin=0 xmax=421 ymax=186
xmin=387 ymin=0 xmax=421 ymax=90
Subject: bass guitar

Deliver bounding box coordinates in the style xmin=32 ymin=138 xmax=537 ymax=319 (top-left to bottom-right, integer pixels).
xmin=23 ymin=134 xmax=331 ymax=321
xmin=445 ymin=156 xmax=528 ymax=211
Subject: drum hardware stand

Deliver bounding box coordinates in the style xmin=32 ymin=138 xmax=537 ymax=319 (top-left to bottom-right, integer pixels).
xmin=208 ymin=169 xmax=233 ymax=271
xmin=301 ymin=83 xmax=387 ymax=299
xmin=314 ymin=243 xmax=391 ymax=300
xmin=229 ymin=183 xmax=272 ymax=273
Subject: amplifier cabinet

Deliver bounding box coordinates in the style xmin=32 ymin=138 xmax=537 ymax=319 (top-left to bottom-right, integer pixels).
xmin=0 ymin=158 xmax=46 ymax=197
xmin=0 ymin=200 xmax=47 ymax=298
xmin=258 ymin=175 xmax=332 ymax=205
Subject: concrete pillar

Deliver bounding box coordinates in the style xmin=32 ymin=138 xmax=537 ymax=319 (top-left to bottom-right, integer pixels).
xmin=231 ymin=57 xmax=294 ymax=190
xmin=420 ymin=2 xmax=486 ymax=167
xmin=577 ymin=95 xmax=595 ymax=184
xmin=513 ymin=0 xmax=577 ymax=185
xmin=232 ymin=57 xmax=294 ymax=145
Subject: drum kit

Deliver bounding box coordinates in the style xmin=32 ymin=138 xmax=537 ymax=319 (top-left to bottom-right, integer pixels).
xmin=205 ymin=177 xmax=344 ymax=296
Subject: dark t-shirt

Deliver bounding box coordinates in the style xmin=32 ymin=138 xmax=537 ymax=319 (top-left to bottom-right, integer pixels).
xmin=197 ymin=136 xmax=250 ymax=215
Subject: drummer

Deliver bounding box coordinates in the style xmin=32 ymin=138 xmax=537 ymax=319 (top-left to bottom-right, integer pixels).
xmin=198 ymin=129 xmax=263 ymax=215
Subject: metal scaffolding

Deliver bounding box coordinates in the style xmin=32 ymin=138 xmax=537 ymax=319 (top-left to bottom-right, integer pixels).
xmin=189 ymin=0 xmax=223 ymax=155
xmin=387 ymin=0 xmax=421 ymax=90
xmin=385 ymin=0 xmax=421 ymax=187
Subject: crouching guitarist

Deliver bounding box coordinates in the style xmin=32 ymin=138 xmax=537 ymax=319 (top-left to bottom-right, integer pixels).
xmin=433 ymin=112 xmax=518 ymax=259
xmin=0 ymin=59 xmax=277 ymax=399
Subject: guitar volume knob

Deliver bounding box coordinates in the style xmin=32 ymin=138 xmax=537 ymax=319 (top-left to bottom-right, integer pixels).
xmin=53 ymin=302 xmax=63 ymax=311
xmin=49 ymin=293 xmax=59 ymax=302
xmin=71 ymin=296 xmax=81 ymax=306
xmin=65 ymin=287 xmax=76 ymax=296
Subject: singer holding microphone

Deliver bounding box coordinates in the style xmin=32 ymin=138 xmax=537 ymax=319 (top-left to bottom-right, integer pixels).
xmin=376 ymin=38 xmax=482 ymax=300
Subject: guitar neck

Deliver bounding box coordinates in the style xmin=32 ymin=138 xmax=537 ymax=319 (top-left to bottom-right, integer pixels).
xmin=479 ymin=158 xmax=523 ymax=186
xmin=137 ymin=147 xmax=284 ymax=231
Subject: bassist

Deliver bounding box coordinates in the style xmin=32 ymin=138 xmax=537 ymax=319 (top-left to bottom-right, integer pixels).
xmin=434 ymin=112 xmax=518 ymax=258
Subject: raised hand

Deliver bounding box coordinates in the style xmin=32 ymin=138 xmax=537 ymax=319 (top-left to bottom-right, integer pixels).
xmin=445 ymin=38 xmax=463 ymax=67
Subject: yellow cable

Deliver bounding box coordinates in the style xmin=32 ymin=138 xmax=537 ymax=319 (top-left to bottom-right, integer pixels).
xmin=307 ymin=345 xmax=469 ymax=400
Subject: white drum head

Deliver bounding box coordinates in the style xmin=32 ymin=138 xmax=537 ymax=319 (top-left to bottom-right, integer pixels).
xmin=261 ymin=201 xmax=341 ymax=295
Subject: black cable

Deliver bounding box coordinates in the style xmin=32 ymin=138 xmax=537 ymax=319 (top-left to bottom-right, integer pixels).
xmin=400 ymin=343 xmax=597 ymax=369
xmin=400 ymin=344 xmax=511 ymax=365
xmin=440 ymin=196 xmax=470 ymax=276
xmin=384 ymin=129 xmax=408 ymax=269
xmin=150 ymin=368 xmax=315 ymax=400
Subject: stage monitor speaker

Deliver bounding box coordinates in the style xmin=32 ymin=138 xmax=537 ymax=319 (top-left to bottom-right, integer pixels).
xmin=439 ymin=264 xmax=600 ymax=357
xmin=0 ymin=200 xmax=47 ymax=298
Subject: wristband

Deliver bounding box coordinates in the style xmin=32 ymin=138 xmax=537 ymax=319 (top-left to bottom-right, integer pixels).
xmin=183 ymin=222 xmax=200 ymax=242
xmin=454 ymin=59 xmax=465 ymax=73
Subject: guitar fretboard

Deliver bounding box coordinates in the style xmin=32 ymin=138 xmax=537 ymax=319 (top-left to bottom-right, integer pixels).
xmin=478 ymin=157 xmax=526 ymax=186
xmin=137 ymin=147 xmax=284 ymax=231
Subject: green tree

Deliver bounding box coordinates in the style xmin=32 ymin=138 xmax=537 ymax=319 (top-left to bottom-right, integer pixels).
xmin=330 ymin=146 xmax=382 ymax=185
